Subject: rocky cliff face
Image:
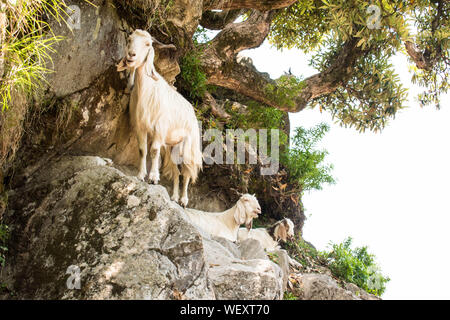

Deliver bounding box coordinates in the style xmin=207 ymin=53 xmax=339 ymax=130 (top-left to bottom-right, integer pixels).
xmin=0 ymin=0 xmax=378 ymax=300
xmin=1 ymin=156 xmax=284 ymax=299
xmin=1 ymin=156 xmax=378 ymax=300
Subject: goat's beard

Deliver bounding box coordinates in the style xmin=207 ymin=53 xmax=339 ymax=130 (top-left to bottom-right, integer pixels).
xmin=245 ymin=220 xmax=253 ymax=231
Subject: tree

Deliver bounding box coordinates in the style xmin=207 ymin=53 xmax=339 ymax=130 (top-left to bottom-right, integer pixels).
xmin=121 ymin=0 xmax=449 ymax=133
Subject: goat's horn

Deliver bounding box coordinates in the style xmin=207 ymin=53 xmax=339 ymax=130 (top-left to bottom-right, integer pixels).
xmin=151 ymin=37 xmax=177 ymax=50
xmin=119 ymin=28 xmax=131 ymax=35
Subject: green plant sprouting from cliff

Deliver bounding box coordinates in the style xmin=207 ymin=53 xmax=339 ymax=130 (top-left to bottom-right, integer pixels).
xmin=0 ymin=0 xmax=70 ymax=175
xmin=282 ymin=122 xmax=335 ymax=193
xmin=285 ymin=237 xmax=389 ymax=298
xmin=0 ymin=0 xmax=69 ymax=111
xmin=179 ymin=27 xmax=210 ymax=100
xmin=325 ymin=237 xmax=390 ymax=296
xmin=180 ymin=49 xmax=208 ymax=100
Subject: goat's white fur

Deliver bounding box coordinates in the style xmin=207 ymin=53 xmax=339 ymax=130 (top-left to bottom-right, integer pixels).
xmin=185 ymin=194 xmax=261 ymax=242
xmin=117 ymin=30 xmax=202 ymax=207
xmin=237 ymin=218 xmax=295 ymax=250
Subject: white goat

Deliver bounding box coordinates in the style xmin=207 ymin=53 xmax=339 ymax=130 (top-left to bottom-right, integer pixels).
xmin=237 ymin=218 xmax=295 ymax=250
xmin=238 ymin=218 xmax=302 ymax=268
xmin=117 ymin=30 xmax=202 ymax=207
xmin=185 ymin=194 xmax=261 ymax=242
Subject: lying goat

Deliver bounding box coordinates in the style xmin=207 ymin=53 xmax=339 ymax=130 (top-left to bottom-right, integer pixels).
xmin=117 ymin=29 xmax=202 ymax=207
xmin=237 ymin=218 xmax=295 ymax=250
xmin=185 ymin=194 xmax=261 ymax=242
xmin=238 ymin=218 xmax=301 ymax=268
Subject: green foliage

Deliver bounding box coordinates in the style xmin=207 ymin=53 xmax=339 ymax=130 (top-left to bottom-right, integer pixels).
xmin=325 ymin=237 xmax=390 ymax=296
xmin=268 ymin=0 xmax=449 ymax=131
xmin=264 ymin=75 xmax=305 ymax=111
xmin=283 ymin=292 xmax=298 ymax=300
xmin=410 ymin=0 xmax=449 ymax=108
xmin=180 ymin=50 xmax=207 ymax=100
xmin=282 ymin=123 xmax=335 ymax=193
xmin=311 ymin=41 xmax=408 ymax=132
xmin=179 ymin=28 xmax=210 ymax=100
xmin=0 ymin=0 xmax=69 ymax=111
xmin=0 ymin=223 xmax=9 ymax=267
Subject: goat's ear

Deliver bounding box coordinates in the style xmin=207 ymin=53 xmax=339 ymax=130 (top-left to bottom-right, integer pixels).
xmin=234 ymin=200 xmax=247 ymax=226
xmin=144 ymin=48 xmax=158 ymax=81
xmin=116 ymin=58 xmax=128 ymax=72
xmin=274 ymin=224 xmax=287 ymax=242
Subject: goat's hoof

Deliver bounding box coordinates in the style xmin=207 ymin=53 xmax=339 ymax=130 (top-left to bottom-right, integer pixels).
xmin=148 ymin=172 xmax=160 ymax=184
xmin=180 ymin=197 xmax=188 ymax=208
xmin=137 ymin=173 xmax=146 ymax=181
xmin=171 ymin=195 xmax=179 ymax=203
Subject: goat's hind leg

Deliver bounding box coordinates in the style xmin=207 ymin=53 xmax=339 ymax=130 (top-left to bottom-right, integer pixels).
xmin=180 ymin=167 xmax=191 ymax=207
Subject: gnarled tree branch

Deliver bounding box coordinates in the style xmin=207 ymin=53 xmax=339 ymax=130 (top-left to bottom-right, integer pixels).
xmin=200 ymin=9 xmax=244 ymax=30
xmin=204 ymin=0 xmax=297 ymax=11
xmin=201 ymin=9 xmax=364 ymax=112
xmin=405 ymin=0 xmax=445 ymax=71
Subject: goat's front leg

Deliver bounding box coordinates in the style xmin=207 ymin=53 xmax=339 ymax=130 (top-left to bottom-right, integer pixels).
xmin=171 ymin=173 xmax=180 ymax=203
xmin=136 ymin=131 xmax=147 ymax=181
xmin=180 ymin=174 xmax=190 ymax=207
xmin=148 ymin=140 xmax=161 ymax=184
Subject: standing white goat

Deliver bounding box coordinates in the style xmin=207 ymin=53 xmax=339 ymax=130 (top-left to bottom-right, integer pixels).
xmin=117 ymin=30 xmax=202 ymax=207
xmin=185 ymin=194 xmax=261 ymax=242
xmin=237 ymin=218 xmax=295 ymax=250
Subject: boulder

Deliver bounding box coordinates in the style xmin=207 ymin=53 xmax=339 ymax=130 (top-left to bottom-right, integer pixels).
xmin=298 ymin=273 xmax=360 ymax=300
xmin=1 ymin=156 xmax=283 ymax=300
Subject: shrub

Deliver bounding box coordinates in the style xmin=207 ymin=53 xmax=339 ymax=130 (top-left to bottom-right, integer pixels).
xmin=325 ymin=237 xmax=390 ymax=296
xmin=179 ymin=49 xmax=207 ymax=100
xmin=281 ymin=122 xmax=335 ymax=193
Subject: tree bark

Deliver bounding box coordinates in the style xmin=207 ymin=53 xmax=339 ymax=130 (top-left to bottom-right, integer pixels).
xmin=200 ymin=9 xmax=244 ymax=30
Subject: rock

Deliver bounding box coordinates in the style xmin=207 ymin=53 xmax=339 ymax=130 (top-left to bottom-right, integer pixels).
xmin=45 ymin=0 xmax=181 ymax=97
xmin=2 ymin=156 xmax=283 ymax=300
xmin=272 ymin=249 xmax=290 ymax=293
xmin=299 ymin=274 xmax=360 ymax=300
xmin=207 ymin=259 xmax=283 ymax=300
xmin=344 ymin=283 xmax=380 ymax=300
xmin=239 ymin=239 xmax=268 ymax=261
xmin=46 ymin=0 xmax=127 ymax=97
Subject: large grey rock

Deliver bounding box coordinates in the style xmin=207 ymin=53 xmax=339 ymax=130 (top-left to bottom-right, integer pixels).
xmin=2 ymin=156 xmax=284 ymax=300
xmin=299 ymin=273 xmax=360 ymax=300
xmin=344 ymin=283 xmax=380 ymax=300
xmin=46 ymin=0 xmax=127 ymax=97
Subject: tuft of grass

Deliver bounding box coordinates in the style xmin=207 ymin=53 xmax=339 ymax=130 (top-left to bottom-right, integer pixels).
xmin=0 ymin=0 xmax=71 ymax=174
xmin=0 ymin=223 xmax=9 ymax=267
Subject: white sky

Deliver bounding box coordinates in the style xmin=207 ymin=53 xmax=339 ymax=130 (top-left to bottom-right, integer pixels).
xmin=242 ymin=42 xmax=450 ymax=299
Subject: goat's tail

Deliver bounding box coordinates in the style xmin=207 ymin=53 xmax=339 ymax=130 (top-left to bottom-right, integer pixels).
xmin=181 ymin=126 xmax=203 ymax=183
xmin=161 ymin=146 xmax=180 ymax=181
xmin=161 ymin=126 xmax=203 ymax=183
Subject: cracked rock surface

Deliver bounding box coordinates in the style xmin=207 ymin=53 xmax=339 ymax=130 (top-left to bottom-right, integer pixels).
xmin=1 ymin=156 xmax=283 ymax=300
